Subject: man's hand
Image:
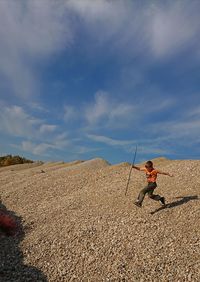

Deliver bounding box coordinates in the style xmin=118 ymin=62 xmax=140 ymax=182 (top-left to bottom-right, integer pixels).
xmin=132 ymin=165 xmax=140 ymax=170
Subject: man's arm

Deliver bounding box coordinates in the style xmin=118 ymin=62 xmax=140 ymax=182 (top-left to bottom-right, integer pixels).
xmin=157 ymin=170 xmax=174 ymax=177
xmin=132 ymin=165 xmax=145 ymax=171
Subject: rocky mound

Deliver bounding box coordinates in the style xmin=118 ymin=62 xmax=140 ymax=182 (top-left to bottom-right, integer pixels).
xmin=139 ymin=157 xmax=172 ymax=166
xmin=0 ymin=158 xmax=199 ymax=281
xmin=0 ymin=161 xmax=43 ymax=173
xmin=62 ymin=157 xmax=110 ymax=171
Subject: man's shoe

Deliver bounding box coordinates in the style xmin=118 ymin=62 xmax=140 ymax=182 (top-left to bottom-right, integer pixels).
xmin=134 ymin=201 xmax=142 ymax=208
xmin=160 ymin=197 xmax=166 ymax=206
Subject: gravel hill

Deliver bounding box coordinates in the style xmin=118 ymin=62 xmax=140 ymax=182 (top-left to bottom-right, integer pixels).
xmin=0 ymin=158 xmax=199 ymax=281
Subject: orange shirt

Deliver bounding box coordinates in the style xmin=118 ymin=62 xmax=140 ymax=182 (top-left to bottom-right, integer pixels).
xmin=141 ymin=167 xmax=158 ymax=183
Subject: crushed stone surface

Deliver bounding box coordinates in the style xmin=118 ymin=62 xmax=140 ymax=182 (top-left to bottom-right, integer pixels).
xmin=0 ymin=158 xmax=200 ymax=281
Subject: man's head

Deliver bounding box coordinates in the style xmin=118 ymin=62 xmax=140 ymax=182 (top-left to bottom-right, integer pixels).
xmin=145 ymin=160 xmax=153 ymax=170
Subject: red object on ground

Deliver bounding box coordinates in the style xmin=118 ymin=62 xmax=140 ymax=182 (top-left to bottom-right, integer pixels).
xmin=0 ymin=212 xmax=18 ymax=236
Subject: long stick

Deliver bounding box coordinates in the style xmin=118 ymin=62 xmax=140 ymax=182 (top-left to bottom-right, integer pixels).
xmin=125 ymin=145 xmax=137 ymax=196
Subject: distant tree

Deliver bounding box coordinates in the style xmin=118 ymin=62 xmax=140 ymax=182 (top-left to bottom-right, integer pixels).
xmin=3 ymin=158 xmax=12 ymax=166
xmin=0 ymin=155 xmax=34 ymax=167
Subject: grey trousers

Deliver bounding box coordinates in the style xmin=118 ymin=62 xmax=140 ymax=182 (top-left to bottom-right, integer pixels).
xmin=137 ymin=182 xmax=162 ymax=205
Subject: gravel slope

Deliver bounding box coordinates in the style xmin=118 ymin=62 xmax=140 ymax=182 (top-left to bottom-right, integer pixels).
xmin=0 ymin=158 xmax=200 ymax=281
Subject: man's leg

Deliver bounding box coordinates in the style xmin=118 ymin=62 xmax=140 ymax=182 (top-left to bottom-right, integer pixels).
xmin=135 ymin=185 xmax=150 ymax=206
xmin=148 ymin=187 xmax=165 ymax=205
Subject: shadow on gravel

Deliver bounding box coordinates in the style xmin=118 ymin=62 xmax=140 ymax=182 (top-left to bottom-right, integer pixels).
xmin=0 ymin=201 xmax=47 ymax=282
xmin=150 ymin=195 xmax=198 ymax=215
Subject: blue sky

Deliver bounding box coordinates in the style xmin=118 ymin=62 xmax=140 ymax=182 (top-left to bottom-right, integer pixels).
xmin=0 ymin=0 xmax=200 ymax=164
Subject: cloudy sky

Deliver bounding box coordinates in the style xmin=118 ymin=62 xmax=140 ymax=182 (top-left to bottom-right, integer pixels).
xmin=0 ymin=0 xmax=200 ymax=163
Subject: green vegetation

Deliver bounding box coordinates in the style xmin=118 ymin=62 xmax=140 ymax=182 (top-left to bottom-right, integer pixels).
xmin=0 ymin=155 xmax=34 ymax=167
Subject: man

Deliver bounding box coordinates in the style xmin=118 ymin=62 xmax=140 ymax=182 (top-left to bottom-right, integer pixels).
xmin=133 ymin=160 xmax=173 ymax=207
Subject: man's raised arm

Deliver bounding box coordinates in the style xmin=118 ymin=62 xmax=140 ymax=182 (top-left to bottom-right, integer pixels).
xmin=132 ymin=165 xmax=145 ymax=171
xmin=157 ymin=170 xmax=174 ymax=177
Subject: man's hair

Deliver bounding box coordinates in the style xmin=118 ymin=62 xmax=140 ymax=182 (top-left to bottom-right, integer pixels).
xmin=145 ymin=160 xmax=153 ymax=167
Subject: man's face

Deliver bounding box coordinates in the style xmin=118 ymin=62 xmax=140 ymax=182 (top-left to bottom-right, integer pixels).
xmin=145 ymin=164 xmax=153 ymax=171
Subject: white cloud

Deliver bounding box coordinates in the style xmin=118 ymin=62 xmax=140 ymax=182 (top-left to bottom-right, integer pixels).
xmin=149 ymin=116 xmax=200 ymax=145
xmin=53 ymin=133 xmax=70 ymax=148
xmin=66 ymin=0 xmax=127 ymax=42
xmin=0 ymin=104 xmax=59 ymax=141
xmin=87 ymin=134 xmax=135 ymax=147
xmin=86 ymin=134 xmax=170 ymax=157
xmin=28 ymin=102 xmax=49 ymax=113
xmin=135 ymin=146 xmax=169 ymax=156
xmin=66 ymin=0 xmax=200 ymax=59
xmin=18 ymin=133 xmax=97 ymax=157
xmin=164 ymin=120 xmax=200 ymax=138
xmin=84 ymin=91 xmax=135 ymax=128
xmin=0 ymin=105 xmax=40 ymax=137
xmin=1 ymin=0 xmax=199 ymax=101
xmin=21 ymin=141 xmax=55 ymax=156
xmin=0 ymin=0 xmax=73 ymax=98
xmin=109 ymin=104 xmax=134 ymax=120
xmin=66 ymin=0 xmax=143 ymax=57
xmin=39 ymin=124 xmax=57 ymax=134
xmin=150 ymin=2 xmax=199 ymax=58
xmin=0 ymin=104 xmax=78 ymax=157
xmin=85 ymin=91 xmax=109 ymax=124
xmin=1 ymin=0 xmax=200 ymax=161
xmin=187 ymin=106 xmax=200 ymax=118
xmin=16 ymin=132 xmax=70 ymax=156
xmin=83 ymin=90 xmax=173 ymax=130
xmin=73 ymin=145 xmax=100 ymax=155
xmin=64 ymin=105 xmax=77 ymax=121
